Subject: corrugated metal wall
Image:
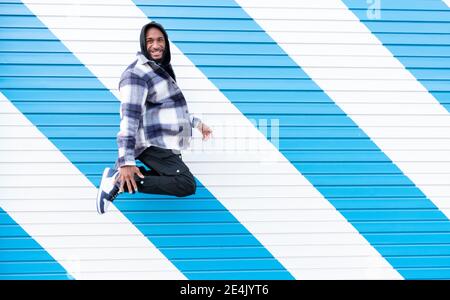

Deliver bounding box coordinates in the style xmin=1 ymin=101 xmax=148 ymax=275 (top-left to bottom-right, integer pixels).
xmin=1 ymin=0 xmax=450 ymax=280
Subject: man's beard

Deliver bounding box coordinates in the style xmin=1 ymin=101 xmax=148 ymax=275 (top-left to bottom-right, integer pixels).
xmin=150 ymin=49 xmax=164 ymax=63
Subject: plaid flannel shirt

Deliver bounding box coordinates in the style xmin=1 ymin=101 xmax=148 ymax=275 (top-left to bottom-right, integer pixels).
xmin=116 ymin=52 xmax=201 ymax=168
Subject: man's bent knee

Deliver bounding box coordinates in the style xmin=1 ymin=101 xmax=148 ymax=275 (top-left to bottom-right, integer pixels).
xmin=175 ymin=173 xmax=196 ymax=197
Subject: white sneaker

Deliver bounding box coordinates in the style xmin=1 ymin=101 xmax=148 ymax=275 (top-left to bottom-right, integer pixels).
xmin=96 ymin=167 xmax=121 ymax=214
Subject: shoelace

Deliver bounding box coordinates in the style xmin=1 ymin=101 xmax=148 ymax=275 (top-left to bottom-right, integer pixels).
xmin=110 ymin=193 xmax=119 ymax=202
xmin=109 ymin=185 xmax=120 ymax=202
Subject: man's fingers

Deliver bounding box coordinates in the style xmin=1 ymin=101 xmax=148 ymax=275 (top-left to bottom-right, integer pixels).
xmin=126 ymin=179 xmax=134 ymax=194
xmin=136 ymin=170 xmax=145 ymax=179
xmin=119 ymin=181 xmax=124 ymax=193
xmin=203 ymin=129 xmax=212 ymax=140
xmin=131 ymin=177 xmax=138 ymax=193
xmin=205 ymin=128 xmax=212 ymax=138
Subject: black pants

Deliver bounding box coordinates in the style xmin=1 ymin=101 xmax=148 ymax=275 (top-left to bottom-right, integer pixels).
xmin=118 ymin=146 xmax=196 ymax=197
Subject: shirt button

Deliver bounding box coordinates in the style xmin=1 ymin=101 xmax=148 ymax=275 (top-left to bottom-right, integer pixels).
xmin=176 ymin=170 xmax=180 ymax=173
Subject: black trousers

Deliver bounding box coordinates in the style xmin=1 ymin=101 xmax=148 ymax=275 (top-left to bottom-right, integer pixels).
xmin=118 ymin=146 xmax=196 ymax=197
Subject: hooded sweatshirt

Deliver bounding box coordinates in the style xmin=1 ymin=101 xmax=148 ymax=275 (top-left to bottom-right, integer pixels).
xmin=115 ymin=22 xmax=202 ymax=168
xmin=139 ymin=21 xmax=177 ymax=82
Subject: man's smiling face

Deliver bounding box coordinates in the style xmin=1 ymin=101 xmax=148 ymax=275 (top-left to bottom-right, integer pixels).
xmin=146 ymin=27 xmax=166 ymax=62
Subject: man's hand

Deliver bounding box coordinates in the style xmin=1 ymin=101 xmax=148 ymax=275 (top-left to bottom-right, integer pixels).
xmin=196 ymin=122 xmax=213 ymax=141
xmin=116 ymin=165 xmax=144 ymax=194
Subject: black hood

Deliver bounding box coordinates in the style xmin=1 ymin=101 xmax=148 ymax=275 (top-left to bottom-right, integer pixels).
xmin=139 ymin=21 xmax=176 ymax=81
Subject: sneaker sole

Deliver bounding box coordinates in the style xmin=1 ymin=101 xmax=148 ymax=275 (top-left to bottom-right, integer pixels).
xmin=96 ymin=167 xmax=111 ymax=214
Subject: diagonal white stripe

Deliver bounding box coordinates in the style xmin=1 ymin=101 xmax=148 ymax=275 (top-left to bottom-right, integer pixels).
xmin=236 ymin=0 xmax=450 ymax=220
xmin=0 ymin=92 xmax=186 ymax=280
xmin=444 ymin=0 xmax=450 ymax=8
xmin=19 ymin=0 xmax=402 ymax=279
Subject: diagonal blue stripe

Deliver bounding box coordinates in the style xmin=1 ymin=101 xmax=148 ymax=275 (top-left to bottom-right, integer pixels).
xmin=0 ymin=1 xmax=294 ymax=280
xmin=0 ymin=208 xmax=70 ymax=279
xmin=342 ymin=0 xmax=450 ymax=113
xmin=131 ymin=0 xmax=450 ymax=279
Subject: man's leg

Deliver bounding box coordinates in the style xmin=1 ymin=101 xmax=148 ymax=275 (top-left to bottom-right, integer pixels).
xmin=123 ymin=146 xmax=196 ymax=197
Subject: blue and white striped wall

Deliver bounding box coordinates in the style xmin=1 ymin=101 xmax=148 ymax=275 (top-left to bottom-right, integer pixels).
xmin=1 ymin=0 xmax=450 ymax=280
